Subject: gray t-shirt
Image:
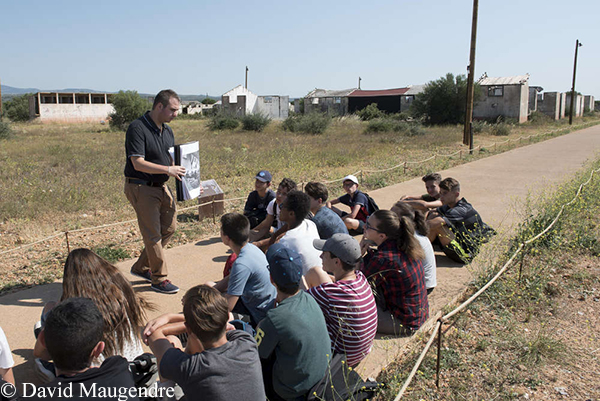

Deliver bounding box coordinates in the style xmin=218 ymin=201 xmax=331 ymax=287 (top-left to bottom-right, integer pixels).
xmin=227 ymin=243 xmax=277 ymax=323
xmin=310 ymin=206 xmax=349 ymax=239
xmin=160 ymin=330 xmax=265 ymax=401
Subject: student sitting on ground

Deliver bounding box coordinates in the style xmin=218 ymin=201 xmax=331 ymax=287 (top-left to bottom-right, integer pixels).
xmin=209 ymin=213 xmax=276 ymax=327
xmin=360 ymin=210 xmax=429 ymax=336
xmin=34 ymin=248 xmax=152 ymax=382
xmin=277 ymin=190 xmax=323 ymax=277
xmin=400 ymin=172 xmax=443 ymax=212
xmin=145 ymin=285 xmax=266 ymax=401
xmin=0 ymin=326 xmax=15 ymax=391
xmin=304 ymin=181 xmax=349 ymax=239
xmin=256 ymin=244 xmax=330 ymax=401
xmin=328 ymin=175 xmax=374 ymax=234
xmin=250 ymin=178 xmax=297 ymax=246
xmin=305 ymin=234 xmax=378 ymax=367
xmin=244 ymin=170 xmax=276 ymax=229
xmin=426 ymin=177 xmax=495 ymax=264
xmin=34 ymin=298 xmax=140 ymax=400
xmin=391 ymin=201 xmax=437 ymax=294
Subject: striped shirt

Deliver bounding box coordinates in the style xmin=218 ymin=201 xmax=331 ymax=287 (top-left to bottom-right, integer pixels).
xmin=307 ymin=271 xmax=378 ymax=366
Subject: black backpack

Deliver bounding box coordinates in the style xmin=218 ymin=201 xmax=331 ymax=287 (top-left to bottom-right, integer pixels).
xmin=364 ymin=193 xmax=380 ymax=216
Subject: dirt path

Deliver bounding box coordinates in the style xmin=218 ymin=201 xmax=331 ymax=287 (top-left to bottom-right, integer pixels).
xmin=2 ymin=125 xmax=600 ymax=385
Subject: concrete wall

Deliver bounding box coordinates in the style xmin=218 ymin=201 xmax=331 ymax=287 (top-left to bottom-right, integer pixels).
xmin=559 ymin=92 xmax=567 ymax=119
xmin=528 ymin=87 xmax=538 ymax=112
xmin=221 ymin=94 xmax=247 ymax=117
xmin=36 ymin=104 xmax=114 ymax=123
xmin=222 ymin=86 xmax=258 ymax=115
xmin=537 ymin=92 xmax=560 ymax=120
xmin=399 ymin=95 xmax=415 ymax=113
xmin=565 ymin=94 xmax=584 ymax=117
xmin=584 ymin=95 xmax=595 ymax=112
xmin=304 ymin=96 xmax=349 ymax=115
xmin=254 ymin=96 xmax=289 ymax=120
xmin=473 ymin=83 xmax=529 ymax=123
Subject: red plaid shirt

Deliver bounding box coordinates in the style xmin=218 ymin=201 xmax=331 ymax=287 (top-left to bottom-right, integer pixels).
xmin=360 ymin=239 xmax=428 ymax=329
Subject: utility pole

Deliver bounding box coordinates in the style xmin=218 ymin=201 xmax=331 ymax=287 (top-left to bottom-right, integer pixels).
xmin=245 ymin=66 xmax=249 ymax=89
xmin=464 ymin=0 xmax=479 ymax=152
xmin=569 ymin=39 xmax=582 ymax=125
xmin=358 ymin=77 xmax=362 ymax=90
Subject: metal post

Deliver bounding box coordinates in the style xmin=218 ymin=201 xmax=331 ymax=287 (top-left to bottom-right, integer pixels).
xmin=65 ymin=232 xmax=71 ymax=254
xmin=245 ymin=66 xmax=249 ymax=89
xmin=463 ymin=0 xmax=479 ymax=146
xmin=569 ymin=39 xmax=582 ymax=125
xmin=358 ymin=77 xmax=362 ymax=90
xmin=436 ymin=320 xmax=444 ymax=388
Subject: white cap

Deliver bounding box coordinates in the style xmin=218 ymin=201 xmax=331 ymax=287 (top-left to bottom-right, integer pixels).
xmin=342 ymin=175 xmax=359 ymax=185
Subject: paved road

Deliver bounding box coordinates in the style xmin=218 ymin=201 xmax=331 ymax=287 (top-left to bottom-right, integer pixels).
xmin=2 ymin=124 xmax=600 ymax=384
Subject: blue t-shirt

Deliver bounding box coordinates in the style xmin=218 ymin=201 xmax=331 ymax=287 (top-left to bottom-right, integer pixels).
xmin=227 ymin=243 xmax=277 ymax=324
xmin=311 ymin=207 xmax=349 ymax=239
xmin=338 ymin=190 xmax=370 ymax=222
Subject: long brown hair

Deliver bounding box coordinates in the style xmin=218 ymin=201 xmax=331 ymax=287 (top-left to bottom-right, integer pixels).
xmin=391 ymin=201 xmax=429 ymax=237
xmin=61 ymin=248 xmax=153 ymax=357
xmin=372 ymin=210 xmax=425 ymax=261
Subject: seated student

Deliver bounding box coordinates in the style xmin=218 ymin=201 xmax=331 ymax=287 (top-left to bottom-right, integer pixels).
xmin=426 ymin=177 xmax=494 ymax=264
xmin=304 ymin=181 xmax=349 ymax=239
xmin=400 ymin=172 xmax=443 ymax=212
xmin=34 ymin=298 xmax=140 ymax=400
xmin=306 ymin=234 xmax=378 ymax=367
xmin=391 ymin=202 xmax=437 ymax=294
xmin=328 ymin=175 xmax=373 ymax=235
xmin=277 ymin=190 xmax=323 ymax=276
xmin=210 ymin=213 xmax=276 ymax=327
xmin=244 ymin=170 xmax=276 ymax=229
xmin=256 ymin=244 xmax=330 ymax=401
xmin=250 ymin=178 xmax=297 ymax=246
xmin=145 ymin=285 xmax=266 ymax=401
xmin=0 ymin=326 xmax=15 ymax=389
xmin=34 ymin=248 xmax=151 ymax=382
xmin=360 ymin=210 xmax=429 ymax=336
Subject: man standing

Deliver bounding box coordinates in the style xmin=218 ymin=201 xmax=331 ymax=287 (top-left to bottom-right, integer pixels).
xmin=124 ymin=89 xmax=184 ymax=294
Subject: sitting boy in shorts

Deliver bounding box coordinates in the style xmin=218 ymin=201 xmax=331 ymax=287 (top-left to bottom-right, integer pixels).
xmin=401 ymin=172 xmax=443 ymax=212
xmin=250 ymin=178 xmax=297 ymax=246
xmin=328 ymin=175 xmax=372 ymax=235
xmin=244 ymin=170 xmax=276 ymax=229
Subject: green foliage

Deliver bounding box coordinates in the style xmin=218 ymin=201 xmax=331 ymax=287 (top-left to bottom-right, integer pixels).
xmin=528 ymin=111 xmax=552 ymax=125
xmin=410 ymin=73 xmax=481 ymax=125
xmin=208 ymin=113 xmax=239 ymax=130
xmin=365 ymin=118 xmax=393 ymax=133
xmin=201 ymin=97 xmax=217 ymax=105
xmin=3 ymin=94 xmax=31 ymax=122
xmin=364 ymin=117 xmax=426 ymax=136
xmin=282 ymin=113 xmax=330 ymax=135
xmin=0 ymin=121 xmax=13 ymax=140
xmin=241 ymin=113 xmax=271 ymax=132
xmin=109 ymin=90 xmax=151 ymax=130
xmin=356 ymin=103 xmax=384 ymax=121
xmin=93 ymin=245 xmax=130 ymax=263
xmin=490 ymin=123 xmax=511 ymax=136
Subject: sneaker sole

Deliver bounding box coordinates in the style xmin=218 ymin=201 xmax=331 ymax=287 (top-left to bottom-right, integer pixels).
xmin=130 ymin=270 xmax=152 ymax=283
xmin=150 ymin=285 xmax=180 ymax=294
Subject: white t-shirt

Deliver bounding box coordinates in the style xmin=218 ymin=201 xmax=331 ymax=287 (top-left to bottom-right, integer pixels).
xmin=0 ymin=327 xmax=14 ymax=369
xmin=278 ymin=219 xmax=323 ymax=275
xmin=266 ymin=199 xmax=284 ymax=230
xmin=415 ymin=233 xmax=437 ymax=289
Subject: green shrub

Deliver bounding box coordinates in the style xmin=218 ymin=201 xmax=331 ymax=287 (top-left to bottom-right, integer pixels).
xmin=109 ymin=90 xmax=151 ymax=130
xmin=282 ymin=113 xmax=330 ymax=135
xmin=208 ymin=113 xmax=239 ymax=130
xmin=490 ymin=123 xmax=511 ymax=136
xmin=201 ymin=97 xmax=217 ymax=105
xmin=3 ymin=94 xmax=30 ymax=122
xmin=357 ymin=103 xmax=384 ymax=121
xmin=472 ymin=120 xmax=488 ymax=134
xmin=176 ymin=113 xmax=204 ymax=120
xmin=404 ymin=123 xmax=426 ymax=136
xmin=0 ymin=121 xmax=13 ymax=140
xmin=391 ymin=112 xmax=410 ymax=121
xmin=241 ymin=113 xmax=271 ymax=132
xmin=93 ymin=245 xmax=129 ymax=263
xmin=528 ymin=111 xmax=551 ymax=125
xmin=365 ymin=118 xmax=394 ymax=133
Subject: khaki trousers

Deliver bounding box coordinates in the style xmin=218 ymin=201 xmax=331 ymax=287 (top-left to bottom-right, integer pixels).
xmin=124 ymin=181 xmax=176 ymax=284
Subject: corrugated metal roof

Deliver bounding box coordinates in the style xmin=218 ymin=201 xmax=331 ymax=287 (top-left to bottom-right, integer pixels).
xmin=348 ymin=88 xmax=409 ymax=97
xmin=404 ymin=84 xmax=425 ymax=95
xmin=478 ymin=74 xmax=530 ymax=86
xmin=305 ymin=88 xmax=357 ymax=98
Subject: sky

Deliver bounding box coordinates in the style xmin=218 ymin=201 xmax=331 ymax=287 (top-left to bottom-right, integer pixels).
xmin=1 ymin=0 xmax=599 ymax=98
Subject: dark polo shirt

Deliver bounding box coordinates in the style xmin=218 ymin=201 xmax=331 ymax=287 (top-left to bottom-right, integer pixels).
xmin=124 ymin=112 xmax=175 ymax=183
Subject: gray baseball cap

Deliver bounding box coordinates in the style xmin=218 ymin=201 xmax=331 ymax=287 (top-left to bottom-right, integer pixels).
xmin=313 ymin=233 xmax=362 ymax=265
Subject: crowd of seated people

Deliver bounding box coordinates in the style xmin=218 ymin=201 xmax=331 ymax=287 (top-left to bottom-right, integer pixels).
xmin=2 ymin=170 xmax=494 ymax=400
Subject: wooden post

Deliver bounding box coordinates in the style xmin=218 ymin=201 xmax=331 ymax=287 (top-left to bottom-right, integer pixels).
xmin=360 ymin=171 xmax=363 ymax=184
xmin=65 ymin=232 xmax=71 ymax=254
xmin=436 ymin=320 xmax=444 ymax=388
xmin=212 ymin=200 xmax=216 ymax=224
xmin=459 ymin=150 xmax=462 ymax=159
xmin=403 ymin=162 xmax=407 ymax=175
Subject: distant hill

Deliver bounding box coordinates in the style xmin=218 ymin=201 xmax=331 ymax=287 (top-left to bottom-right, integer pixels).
xmin=1 ymin=85 xmax=219 ymax=103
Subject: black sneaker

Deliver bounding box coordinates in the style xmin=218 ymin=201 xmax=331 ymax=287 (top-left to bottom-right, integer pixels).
xmin=131 ymin=269 xmax=152 ymax=283
xmin=34 ymin=358 xmax=56 ymax=383
xmin=151 ymin=280 xmax=179 ymax=294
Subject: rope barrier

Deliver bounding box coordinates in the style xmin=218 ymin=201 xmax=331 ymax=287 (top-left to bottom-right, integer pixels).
xmin=0 ymin=122 xmax=595 ymax=258
xmin=393 ymin=163 xmax=600 ymax=399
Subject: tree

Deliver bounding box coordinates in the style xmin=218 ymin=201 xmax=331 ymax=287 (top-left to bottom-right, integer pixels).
xmin=201 ymin=97 xmax=217 ymax=105
xmin=109 ymin=90 xmax=151 ymax=130
xmin=410 ymin=73 xmax=480 ymax=125
xmin=3 ymin=94 xmax=31 ymax=122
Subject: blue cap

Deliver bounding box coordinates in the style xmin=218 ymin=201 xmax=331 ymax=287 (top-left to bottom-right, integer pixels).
xmin=266 ymin=243 xmax=303 ymax=289
xmin=255 ymin=170 xmax=272 ymax=183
